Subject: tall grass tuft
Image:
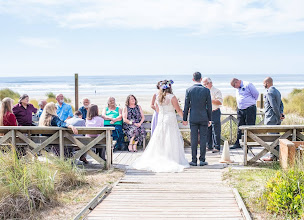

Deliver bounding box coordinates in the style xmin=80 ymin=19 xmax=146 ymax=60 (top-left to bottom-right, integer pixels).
xmin=0 ymin=88 xmax=20 ymax=100
xmin=283 ymin=88 xmax=304 ymax=117
xmin=223 ymin=95 xmax=237 ymax=110
xmin=0 ymin=147 xmax=85 ymax=219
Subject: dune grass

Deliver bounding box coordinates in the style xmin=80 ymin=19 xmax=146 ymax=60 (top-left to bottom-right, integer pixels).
xmin=283 ymin=88 xmax=304 ymax=117
xmin=0 ymin=147 xmax=85 ymax=219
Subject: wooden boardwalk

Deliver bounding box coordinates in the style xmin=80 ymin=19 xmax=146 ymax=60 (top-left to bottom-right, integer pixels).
xmin=87 ymin=148 xmax=247 ymax=219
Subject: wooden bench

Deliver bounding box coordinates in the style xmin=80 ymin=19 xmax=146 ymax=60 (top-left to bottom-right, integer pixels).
xmin=239 ymin=125 xmax=304 ymax=165
xmin=0 ymin=126 xmax=115 ymax=169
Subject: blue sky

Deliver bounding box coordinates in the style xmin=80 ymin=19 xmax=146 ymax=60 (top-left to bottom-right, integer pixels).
xmin=0 ymin=0 xmax=304 ymax=76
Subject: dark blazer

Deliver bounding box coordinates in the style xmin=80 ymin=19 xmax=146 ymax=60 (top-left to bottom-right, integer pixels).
xmin=264 ymin=86 xmax=284 ymax=125
xmin=183 ymin=84 xmax=212 ymax=125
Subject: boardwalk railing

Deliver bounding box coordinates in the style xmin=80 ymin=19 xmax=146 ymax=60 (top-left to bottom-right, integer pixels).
xmin=239 ymin=125 xmax=304 ymax=165
xmin=142 ymin=112 xmax=265 ymax=146
xmin=0 ymin=126 xmax=115 ymax=169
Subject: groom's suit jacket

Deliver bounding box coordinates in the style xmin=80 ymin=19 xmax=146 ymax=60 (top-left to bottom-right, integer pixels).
xmin=264 ymin=86 xmax=284 ymax=125
xmin=183 ymin=84 xmax=212 ymax=125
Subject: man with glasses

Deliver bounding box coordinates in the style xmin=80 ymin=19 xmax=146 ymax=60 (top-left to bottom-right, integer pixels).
xmin=230 ymin=78 xmax=259 ymax=149
xmin=202 ymin=77 xmax=223 ymax=153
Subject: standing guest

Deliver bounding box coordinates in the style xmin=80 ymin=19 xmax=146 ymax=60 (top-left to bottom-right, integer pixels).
xmin=123 ymin=95 xmax=146 ymax=152
xmin=66 ymin=110 xmax=88 ymax=163
xmin=230 ymin=78 xmax=259 ymax=149
xmin=150 ymin=81 xmax=162 ymax=136
xmin=56 ymin=93 xmax=73 ymax=122
xmin=0 ymin=97 xmax=17 ymax=126
xmin=102 ymin=97 xmax=124 ymax=151
xmin=13 ymin=94 xmax=37 ymax=126
xmin=86 ymin=105 xmax=105 ymax=159
xmin=39 ymin=102 xmax=78 ymax=157
xmin=202 ymin=77 xmax=223 ymax=153
xmin=79 ymin=98 xmax=90 ymax=120
xmin=183 ymin=72 xmax=212 ymax=166
xmin=37 ymin=100 xmax=47 ymax=118
xmin=263 ymin=77 xmax=284 ymax=161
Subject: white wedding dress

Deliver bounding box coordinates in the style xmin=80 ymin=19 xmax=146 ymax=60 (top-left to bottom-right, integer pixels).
xmin=132 ymin=94 xmax=190 ymax=172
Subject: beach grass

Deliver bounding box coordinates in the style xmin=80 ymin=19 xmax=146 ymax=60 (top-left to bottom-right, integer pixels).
xmin=283 ymin=88 xmax=304 ymax=117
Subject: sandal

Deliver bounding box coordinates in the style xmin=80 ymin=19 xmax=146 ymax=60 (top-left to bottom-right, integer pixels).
xmin=133 ymin=144 xmax=137 ymax=152
xmin=128 ymin=144 xmax=133 ymax=152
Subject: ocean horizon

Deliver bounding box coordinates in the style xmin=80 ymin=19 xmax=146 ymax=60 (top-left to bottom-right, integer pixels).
xmin=0 ymin=74 xmax=303 ymax=99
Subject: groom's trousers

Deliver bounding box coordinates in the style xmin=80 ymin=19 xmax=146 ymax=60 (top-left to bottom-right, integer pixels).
xmin=190 ymin=122 xmax=208 ymax=163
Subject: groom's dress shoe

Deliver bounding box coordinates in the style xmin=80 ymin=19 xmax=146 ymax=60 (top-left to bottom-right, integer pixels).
xmin=199 ymin=161 xmax=208 ymax=166
xmin=230 ymin=144 xmax=241 ymax=149
xmin=189 ymin=161 xmax=197 ymax=166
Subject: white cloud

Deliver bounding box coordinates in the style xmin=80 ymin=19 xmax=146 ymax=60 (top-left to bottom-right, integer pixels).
xmin=18 ymin=37 xmax=60 ymax=48
xmin=1 ymin=0 xmax=304 ymax=35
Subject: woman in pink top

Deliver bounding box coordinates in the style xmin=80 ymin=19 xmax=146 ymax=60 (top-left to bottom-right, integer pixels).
xmin=85 ymin=104 xmax=105 ymax=159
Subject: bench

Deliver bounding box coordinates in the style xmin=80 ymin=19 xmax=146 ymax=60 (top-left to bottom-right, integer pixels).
xmin=0 ymin=126 xmax=115 ymax=169
xmin=239 ymin=125 xmax=304 ymax=165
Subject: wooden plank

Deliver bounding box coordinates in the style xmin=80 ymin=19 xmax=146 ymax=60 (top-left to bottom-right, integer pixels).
xmin=16 ymin=131 xmax=38 ymax=150
xmin=59 ymin=129 xmax=64 ymax=160
xmin=0 ymin=130 xmax=12 ymax=145
xmin=244 ymin=129 xmax=247 ymax=165
xmin=247 ymin=131 xmax=279 ymax=157
xmin=32 ymin=131 xmax=59 ymax=154
xmin=73 ymin=133 xmax=106 ymax=159
xmin=106 ymin=130 xmax=112 ymax=169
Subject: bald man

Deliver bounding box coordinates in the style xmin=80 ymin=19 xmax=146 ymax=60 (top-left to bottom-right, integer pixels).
xmin=263 ymin=77 xmax=284 ymax=161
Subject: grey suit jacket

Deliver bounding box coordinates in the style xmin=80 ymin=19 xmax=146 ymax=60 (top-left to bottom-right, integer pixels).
xmin=264 ymin=86 xmax=284 ymax=125
xmin=183 ymin=84 xmax=212 ymax=125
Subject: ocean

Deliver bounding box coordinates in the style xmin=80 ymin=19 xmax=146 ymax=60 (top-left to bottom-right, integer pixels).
xmin=0 ymin=74 xmax=303 ymax=98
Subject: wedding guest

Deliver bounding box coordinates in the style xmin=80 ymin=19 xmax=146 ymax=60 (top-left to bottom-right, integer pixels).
xmin=86 ymin=104 xmax=105 ymax=159
xmin=39 ymin=102 xmax=78 ymax=133
xmin=230 ymin=78 xmax=259 ymax=149
xmin=123 ymin=95 xmax=146 ymax=152
xmin=79 ymin=98 xmax=90 ymax=120
xmin=56 ymin=93 xmax=73 ymax=121
xmin=37 ymin=100 xmax=47 ymax=118
xmin=102 ymin=97 xmax=124 ymax=151
xmin=39 ymin=102 xmax=78 ymax=157
xmin=66 ymin=110 xmax=88 ymax=163
xmin=263 ymin=77 xmax=284 ymax=161
xmin=202 ymin=77 xmax=223 ymax=153
xmin=150 ymin=81 xmax=162 ymax=136
xmin=13 ymin=94 xmax=37 ymax=126
xmin=0 ymin=97 xmax=17 ymax=126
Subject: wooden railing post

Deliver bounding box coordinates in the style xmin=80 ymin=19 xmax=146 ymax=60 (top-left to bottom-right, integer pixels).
xmin=11 ymin=129 xmax=16 ymax=147
xmin=106 ymin=129 xmax=112 ymax=169
xmin=75 ymin=73 xmax=79 ymax=111
xmin=59 ymin=129 xmax=64 ymax=160
xmin=229 ymin=115 xmax=233 ymax=143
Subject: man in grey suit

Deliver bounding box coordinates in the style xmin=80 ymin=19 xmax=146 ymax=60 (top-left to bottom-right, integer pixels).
xmin=183 ymin=72 xmax=212 ymax=166
xmin=263 ymin=77 xmax=285 ymax=161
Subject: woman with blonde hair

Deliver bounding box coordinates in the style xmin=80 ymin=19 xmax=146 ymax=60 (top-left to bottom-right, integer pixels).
xmin=39 ymin=102 xmax=78 ymax=134
xmin=0 ymin=97 xmax=17 ymax=126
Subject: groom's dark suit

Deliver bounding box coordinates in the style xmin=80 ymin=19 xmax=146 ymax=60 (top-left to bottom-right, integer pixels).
xmin=183 ymin=84 xmax=212 ymax=163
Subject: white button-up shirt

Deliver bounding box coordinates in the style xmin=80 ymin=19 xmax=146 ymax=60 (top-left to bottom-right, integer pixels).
xmin=210 ymin=86 xmax=223 ymax=111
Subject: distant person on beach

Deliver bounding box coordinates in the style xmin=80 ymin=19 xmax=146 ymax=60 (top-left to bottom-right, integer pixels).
xmin=0 ymin=97 xmax=17 ymax=126
xmin=123 ymin=95 xmax=146 ymax=152
xmin=102 ymin=97 xmax=124 ymax=151
xmin=37 ymin=100 xmax=47 ymax=118
xmin=263 ymin=77 xmax=285 ymax=161
xmin=79 ymin=98 xmax=90 ymax=120
xmin=202 ymin=77 xmax=223 ymax=153
xmin=13 ymin=94 xmax=37 ymax=126
xmin=230 ymin=78 xmax=259 ymax=149
xmin=39 ymin=102 xmax=78 ymax=157
xmin=86 ymin=104 xmax=105 ymax=160
xmin=66 ymin=110 xmax=88 ymax=163
xmin=150 ymin=81 xmax=162 ymax=136
xmin=56 ymin=94 xmax=73 ymax=122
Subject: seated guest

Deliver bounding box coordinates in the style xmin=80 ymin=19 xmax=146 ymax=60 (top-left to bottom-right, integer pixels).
xmin=86 ymin=104 xmax=105 ymax=159
xmin=39 ymin=102 xmax=78 ymax=133
xmin=56 ymin=93 xmax=73 ymax=121
xmin=66 ymin=111 xmax=88 ymax=164
xmin=102 ymin=97 xmax=124 ymax=151
xmin=0 ymin=97 xmax=17 ymax=126
xmin=37 ymin=100 xmax=47 ymax=118
xmin=123 ymin=95 xmax=146 ymax=152
xmin=79 ymin=98 xmax=90 ymax=120
xmin=13 ymin=94 xmax=37 ymax=126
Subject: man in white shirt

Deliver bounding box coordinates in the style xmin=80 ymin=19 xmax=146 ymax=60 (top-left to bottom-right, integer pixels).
xmin=202 ymin=77 xmax=223 ymax=153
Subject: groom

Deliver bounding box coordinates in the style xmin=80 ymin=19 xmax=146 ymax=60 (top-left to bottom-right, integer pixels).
xmin=183 ymin=72 xmax=212 ymax=166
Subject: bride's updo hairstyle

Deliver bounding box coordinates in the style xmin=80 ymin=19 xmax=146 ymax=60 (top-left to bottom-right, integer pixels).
xmin=158 ymin=80 xmax=174 ymax=104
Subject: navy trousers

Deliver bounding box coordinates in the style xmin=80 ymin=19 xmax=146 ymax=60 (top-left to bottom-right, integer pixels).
xmin=207 ymin=109 xmax=221 ymax=150
xmin=190 ymin=122 xmax=208 ymax=163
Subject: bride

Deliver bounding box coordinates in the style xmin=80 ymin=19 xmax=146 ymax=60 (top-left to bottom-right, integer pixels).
xmin=132 ymin=80 xmax=190 ymax=172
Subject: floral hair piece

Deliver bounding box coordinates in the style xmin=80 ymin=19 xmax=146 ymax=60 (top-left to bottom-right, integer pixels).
xmin=161 ymin=80 xmax=174 ymax=90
